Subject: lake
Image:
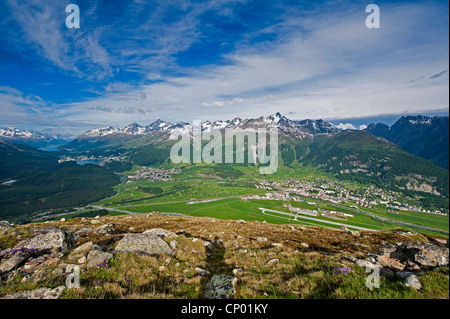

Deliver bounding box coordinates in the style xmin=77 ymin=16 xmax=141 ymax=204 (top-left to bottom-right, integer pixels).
xmin=76 ymin=160 xmax=100 ymax=165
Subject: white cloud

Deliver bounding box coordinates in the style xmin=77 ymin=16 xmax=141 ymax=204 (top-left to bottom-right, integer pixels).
xmin=1 ymin=1 xmax=448 ymax=134
xmin=336 ymin=123 xmax=357 ymax=130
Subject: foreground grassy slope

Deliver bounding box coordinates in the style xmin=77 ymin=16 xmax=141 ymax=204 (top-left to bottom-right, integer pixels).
xmin=1 ymin=213 xmax=448 ymax=299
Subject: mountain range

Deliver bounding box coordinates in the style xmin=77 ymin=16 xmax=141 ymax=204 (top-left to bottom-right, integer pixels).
xmin=60 ymin=113 xmax=340 ymax=152
xmin=58 ymin=113 xmax=449 ymax=170
xmin=365 ymin=116 xmax=449 ymax=169
xmin=3 ymin=113 xmax=448 ymax=171
xmin=0 ymin=127 xmax=71 ymax=149
xmin=75 ymin=113 xmax=338 ymax=138
xmin=3 ymin=114 xmax=448 ymax=169
xmin=1 ymin=113 xmax=448 ymax=221
xmin=49 ymin=113 xmax=447 ymax=199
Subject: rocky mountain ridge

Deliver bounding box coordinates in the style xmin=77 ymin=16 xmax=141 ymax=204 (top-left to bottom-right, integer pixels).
xmin=365 ymin=115 xmax=449 ymax=169
xmin=76 ymin=113 xmax=339 ymax=140
xmin=0 ymin=127 xmax=71 ymax=149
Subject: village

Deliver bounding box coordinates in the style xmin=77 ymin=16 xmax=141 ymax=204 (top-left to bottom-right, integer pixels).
xmin=58 ymin=154 xmax=126 ymax=164
xmin=127 ymin=167 xmax=181 ymax=182
xmin=246 ymin=178 xmax=446 ymax=216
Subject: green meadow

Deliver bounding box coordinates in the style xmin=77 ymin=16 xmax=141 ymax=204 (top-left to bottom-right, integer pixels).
xmin=91 ymin=163 xmax=448 ymax=236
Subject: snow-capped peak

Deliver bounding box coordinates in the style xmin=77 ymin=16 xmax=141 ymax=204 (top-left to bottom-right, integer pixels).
xmin=82 ymin=126 xmax=118 ymax=138
xmin=76 ymin=113 xmax=341 ymax=140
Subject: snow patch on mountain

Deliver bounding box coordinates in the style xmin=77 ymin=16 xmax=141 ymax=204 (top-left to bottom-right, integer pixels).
xmin=76 ymin=113 xmax=340 ymax=140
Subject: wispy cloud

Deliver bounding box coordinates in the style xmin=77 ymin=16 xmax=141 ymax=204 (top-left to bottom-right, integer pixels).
xmin=430 ymin=70 xmax=449 ymax=79
xmin=0 ymin=0 xmax=448 ymax=135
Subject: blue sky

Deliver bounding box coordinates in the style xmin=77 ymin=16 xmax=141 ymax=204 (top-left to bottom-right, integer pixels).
xmin=0 ymin=0 xmax=448 ymax=135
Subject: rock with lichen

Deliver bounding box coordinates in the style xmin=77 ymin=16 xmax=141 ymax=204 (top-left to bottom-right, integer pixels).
xmin=204 ymin=274 xmax=236 ymax=299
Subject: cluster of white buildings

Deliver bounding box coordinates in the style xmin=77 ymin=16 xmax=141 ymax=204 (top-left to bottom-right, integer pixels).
xmin=258 ymin=178 xmax=446 ymax=216
xmin=127 ymin=167 xmax=180 ymax=182
xmin=58 ymin=154 xmax=126 ymax=164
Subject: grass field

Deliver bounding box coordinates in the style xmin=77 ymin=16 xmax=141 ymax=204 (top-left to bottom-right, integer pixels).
xmin=103 ymin=197 xmax=394 ymax=232
xmin=90 ymin=163 xmax=448 ymax=237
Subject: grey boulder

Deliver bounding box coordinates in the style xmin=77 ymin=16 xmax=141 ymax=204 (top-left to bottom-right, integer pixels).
xmin=0 ymin=250 xmax=30 ymax=275
xmin=86 ymin=250 xmax=113 ymax=269
xmin=143 ymin=228 xmax=178 ymax=239
xmin=114 ymin=233 xmax=173 ymax=255
xmin=1 ymin=286 xmax=65 ymax=299
xmin=205 ymin=274 xmax=236 ymax=299
xmin=13 ymin=228 xmax=74 ymax=252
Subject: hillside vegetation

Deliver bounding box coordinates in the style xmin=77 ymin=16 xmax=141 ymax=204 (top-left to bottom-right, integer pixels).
xmin=0 ymin=214 xmax=448 ymax=299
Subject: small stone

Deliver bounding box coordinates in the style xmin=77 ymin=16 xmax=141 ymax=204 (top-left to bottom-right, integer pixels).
xmin=232 ymin=268 xmax=243 ymax=276
xmin=270 ymin=243 xmax=282 ymax=248
xmin=0 ymin=251 xmax=30 ymax=274
xmin=377 ymin=256 xmax=405 ymax=271
xmin=265 ymin=258 xmax=279 ymax=267
xmin=343 ymin=256 xmax=357 ymax=263
xmin=396 ymin=271 xmax=413 ymax=280
xmin=405 ymin=260 xmax=421 ymax=271
xmin=355 ymin=259 xmax=376 ymax=270
xmin=75 ymin=228 xmax=93 ymax=236
xmin=256 ymin=237 xmax=268 ymax=242
xmin=300 ymin=243 xmax=309 ymax=248
xmin=72 ymin=241 xmax=101 ymax=255
xmin=195 ymin=267 xmax=210 ymax=276
xmin=404 ymin=274 xmax=422 ymax=291
xmin=86 ymin=250 xmax=113 ymax=269
xmin=20 ymin=275 xmax=30 ymax=283
xmin=90 ymin=220 xmax=101 ymax=225
xmin=143 ymin=228 xmax=177 ymax=239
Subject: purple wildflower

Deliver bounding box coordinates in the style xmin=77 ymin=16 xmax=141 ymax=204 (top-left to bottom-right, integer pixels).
xmin=333 ymin=266 xmax=355 ymax=276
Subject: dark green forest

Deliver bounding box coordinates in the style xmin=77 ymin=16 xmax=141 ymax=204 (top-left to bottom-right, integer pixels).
xmin=0 ymin=164 xmax=119 ymax=222
xmin=0 ymin=141 xmax=120 ymax=222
